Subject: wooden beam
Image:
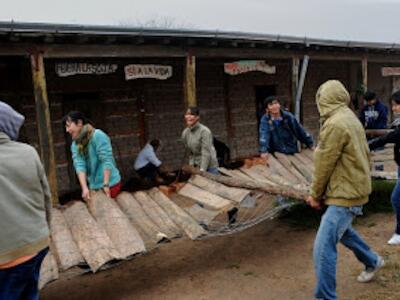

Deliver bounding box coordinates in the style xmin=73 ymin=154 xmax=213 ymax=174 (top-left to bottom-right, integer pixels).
xmin=184 ymin=53 xmax=197 ymax=107
xmin=362 ymin=56 xmax=368 ymax=90
xmin=30 ymin=52 xmax=59 ymax=205
xmin=291 ymin=56 xmax=300 ymax=112
xmin=294 ymin=55 xmax=309 ymax=121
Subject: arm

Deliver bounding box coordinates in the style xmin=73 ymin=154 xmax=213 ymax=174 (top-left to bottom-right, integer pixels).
xmin=310 ymin=124 xmax=348 ymax=201
xmin=259 ymin=117 xmax=271 ymax=155
xmin=291 ymin=118 xmax=314 ymax=148
xmin=93 ymin=131 xmax=116 ymax=197
xmin=369 ymin=128 xmax=400 ymax=150
xmin=200 ymin=129 xmax=214 ymax=171
xmin=146 ymin=148 xmax=162 ymax=167
xmin=71 ymin=144 xmax=90 ymax=199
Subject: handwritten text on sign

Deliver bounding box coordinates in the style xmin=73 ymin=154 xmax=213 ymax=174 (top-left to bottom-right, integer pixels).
xmin=55 ymin=63 xmax=118 ymax=77
xmin=382 ymin=67 xmax=400 ymax=77
xmin=124 ymin=64 xmax=173 ymax=80
xmin=224 ymin=60 xmax=276 ymax=76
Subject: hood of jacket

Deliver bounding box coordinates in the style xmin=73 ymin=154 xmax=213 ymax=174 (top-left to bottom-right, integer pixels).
xmin=316 ymin=80 xmax=350 ymax=119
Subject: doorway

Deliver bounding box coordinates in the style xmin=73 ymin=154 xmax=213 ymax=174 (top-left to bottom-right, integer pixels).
xmin=255 ymin=85 xmax=277 ymax=130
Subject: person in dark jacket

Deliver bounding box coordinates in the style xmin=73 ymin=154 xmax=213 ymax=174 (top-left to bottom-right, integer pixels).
xmin=359 ymin=91 xmax=388 ymax=129
xmin=259 ymin=96 xmax=314 ymax=159
xmin=369 ymin=90 xmax=400 ymax=245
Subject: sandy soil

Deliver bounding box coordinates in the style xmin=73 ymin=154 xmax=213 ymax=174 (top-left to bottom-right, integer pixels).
xmin=41 ymin=212 xmax=399 ymax=300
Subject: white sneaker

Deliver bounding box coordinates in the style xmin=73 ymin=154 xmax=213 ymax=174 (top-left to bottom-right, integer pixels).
xmin=387 ymin=233 xmax=400 ymax=245
xmin=357 ymin=256 xmax=385 ymax=283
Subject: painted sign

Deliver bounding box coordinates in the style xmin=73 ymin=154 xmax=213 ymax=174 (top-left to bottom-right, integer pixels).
xmin=55 ymin=63 xmax=118 ymax=77
xmin=224 ymin=60 xmax=276 ymax=75
xmin=382 ymin=67 xmax=400 ymax=77
xmin=124 ymin=64 xmax=173 ymax=80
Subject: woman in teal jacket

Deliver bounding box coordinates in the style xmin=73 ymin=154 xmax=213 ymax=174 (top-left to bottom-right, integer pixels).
xmin=63 ymin=111 xmax=121 ymax=200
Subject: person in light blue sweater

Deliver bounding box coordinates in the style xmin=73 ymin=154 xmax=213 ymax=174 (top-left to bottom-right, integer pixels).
xmin=63 ymin=111 xmax=121 ymax=200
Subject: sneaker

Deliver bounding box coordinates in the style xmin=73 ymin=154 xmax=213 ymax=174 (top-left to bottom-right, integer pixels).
xmin=357 ymin=256 xmax=385 ymax=283
xmin=388 ymin=233 xmax=400 ymax=245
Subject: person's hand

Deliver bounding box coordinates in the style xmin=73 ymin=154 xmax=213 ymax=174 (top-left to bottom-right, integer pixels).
xmin=260 ymin=152 xmax=269 ymax=159
xmin=103 ymin=186 xmax=111 ymax=198
xmin=306 ymin=196 xmax=321 ymax=210
xmin=82 ymin=187 xmax=91 ymax=201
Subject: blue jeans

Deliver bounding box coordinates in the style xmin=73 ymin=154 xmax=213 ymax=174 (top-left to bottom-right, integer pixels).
xmin=0 ymin=247 xmax=49 ymax=300
xmin=391 ymin=168 xmax=400 ymax=234
xmin=314 ymin=206 xmax=378 ymax=300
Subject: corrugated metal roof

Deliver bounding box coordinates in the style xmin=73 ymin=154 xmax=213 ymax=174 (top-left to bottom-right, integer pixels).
xmin=0 ymin=21 xmax=398 ymax=51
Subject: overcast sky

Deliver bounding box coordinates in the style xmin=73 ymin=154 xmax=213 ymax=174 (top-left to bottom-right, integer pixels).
xmin=1 ymin=0 xmax=400 ymax=43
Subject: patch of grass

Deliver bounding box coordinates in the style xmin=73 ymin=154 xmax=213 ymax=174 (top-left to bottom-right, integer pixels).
xmin=226 ymin=264 xmax=240 ymax=270
xmin=243 ymin=271 xmax=257 ymax=277
xmin=364 ymin=180 xmax=395 ymax=214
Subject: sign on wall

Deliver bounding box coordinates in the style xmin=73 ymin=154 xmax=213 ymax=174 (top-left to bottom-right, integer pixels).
xmin=382 ymin=67 xmax=400 ymax=77
xmin=124 ymin=64 xmax=173 ymax=80
xmin=224 ymin=60 xmax=276 ymax=76
xmin=55 ymin=63 xmax=118 ymax=77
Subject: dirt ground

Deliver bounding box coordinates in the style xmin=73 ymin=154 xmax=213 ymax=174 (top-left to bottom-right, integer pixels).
xmin=41 ymin=212 xmax=400 ymax=300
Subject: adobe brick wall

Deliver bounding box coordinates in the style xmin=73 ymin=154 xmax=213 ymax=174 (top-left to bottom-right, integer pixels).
xmin=225 ymin=59 xmax=292 ymax=158
xmin=301 ymin=59 xmax=351 ymax=139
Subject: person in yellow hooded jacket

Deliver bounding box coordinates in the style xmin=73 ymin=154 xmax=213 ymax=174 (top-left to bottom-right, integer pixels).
xmin=306 ymin=80 xmax=384 ymax=300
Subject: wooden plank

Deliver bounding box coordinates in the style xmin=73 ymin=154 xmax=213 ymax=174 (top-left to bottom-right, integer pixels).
xmin=178 ymin=182 xmax=233 ymax=211
xmin=39 ymin=251 xmax=59 ymax=290
xmin=274 ymin=153 xmax=309 ymax=185
xmin=302 ymin=149 xmax=315 ymax=161
xmin=147 ymin=188 xmax=206 ymax=240
xmin=133 ymin=191 xmax=182 ymax=238
xmin=116 ymin=192 xmax=168 ymax=246
xmin=184 ymin=53 xmax=196 ymax=107
xmin=50 ymin=208 xmax=85 ymax=271
xmin=362 ymin=56 xmax=368 ymax=89
xmin=267 ymin=155 xmax=300 ymax=184
xmin=183 ymin=165 xmax=309 ymax=201
xmin=185 ymin=204 xmax=220 ymax=226
xmin=231 ymin=169 xmax=254 ymax=181
xmin=30 ymin=52 xmax=58 ymax=204
xmin=371 ymin=171 xmax=397 ymax=180
xmin=251 ymin=165 xmax=307 ymax=191
xmin=291 ymin=56 xmax=300 ymax=112
xmin=63 ymin=201 xmax=122 ymax=272
xmin=239 ymin=167 xmax=277 ymax=186
xmin=294 ymin=153 xmax=314 ymax=171
xmin=88 ymin=192 xmax=146 ymax=259
xmin=286 ymin=155 xmax=313 ymax=183
xmin=189 ymin=175 xmax=250 ymax=203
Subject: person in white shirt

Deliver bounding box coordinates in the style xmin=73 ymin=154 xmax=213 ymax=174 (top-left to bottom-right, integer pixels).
xmin=134 ymin=139 xmax=163 ymax=181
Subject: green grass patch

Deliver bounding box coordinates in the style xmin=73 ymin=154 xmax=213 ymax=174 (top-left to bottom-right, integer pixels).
xmin=279 ymin=179 xmax=395 ymax=229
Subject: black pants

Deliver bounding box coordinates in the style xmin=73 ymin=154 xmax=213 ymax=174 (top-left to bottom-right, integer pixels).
xmin=136 ymin=163 xmax=159 ymax=180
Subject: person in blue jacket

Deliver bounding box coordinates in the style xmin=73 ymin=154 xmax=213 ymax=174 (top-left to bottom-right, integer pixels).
xmin=259 ymin=96 xmax=314 ymax=159
xmin=359 ymin=91 xmax=388 ymax=129
xmin=63 ymin=111 xmax=121 ymax=200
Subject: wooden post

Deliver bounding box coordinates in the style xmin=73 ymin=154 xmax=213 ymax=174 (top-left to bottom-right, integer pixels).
xmin=30 ymin=52 xmax=59 ymax=205
xmin=291 ymin=56 xmax=300 ymax=112
xmin=184 ymin=53 xmax=196 ymax=107
xmin=294 ymin=55 xmax=309 ymax=121
xmin=362 ymin=56 xmax=368 ymax=91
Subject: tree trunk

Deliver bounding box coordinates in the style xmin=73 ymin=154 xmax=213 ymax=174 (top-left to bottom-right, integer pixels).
xmin=182 ymin=165 xmax=308 ymax=201
xmin=63 ymin=201 xmax=121 ymax=272
xmin=178 ymin=182 xmax=234 ymax=211
xmin=189 ymin=175 xmax=251 ymax=204
xmin=88 ymin=192 xmax=146 ymax=259
xmin=133 ymin=191 xmax=182 ymax=238
xmin=50 ymin=208 xmax=85 ymax=271
xmin=116 ymin=192 xmax=168 ymax=247
xmin=147 ymin=188 xmax=207 ymax=240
